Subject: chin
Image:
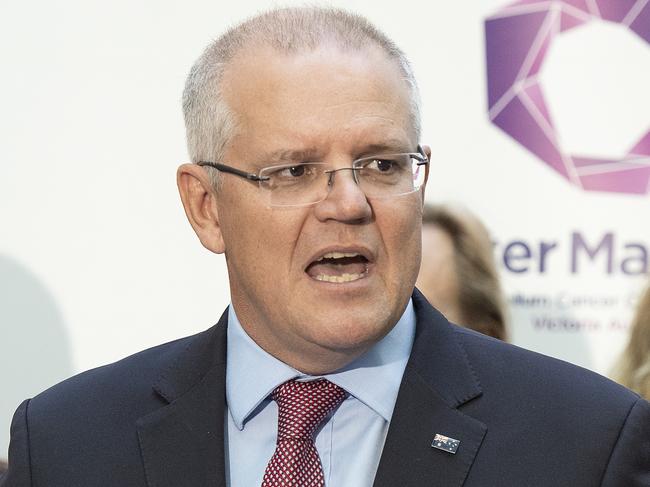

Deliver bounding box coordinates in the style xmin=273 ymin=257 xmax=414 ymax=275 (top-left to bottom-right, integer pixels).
xmin=309 ymin=317 xmax=393 ymax=353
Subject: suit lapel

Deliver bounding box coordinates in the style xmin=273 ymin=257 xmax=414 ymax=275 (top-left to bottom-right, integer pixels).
xmin=137 ymin=310 xmax=229 ymax=487
xmin=374 ymin=291 xmax=487 ymax=487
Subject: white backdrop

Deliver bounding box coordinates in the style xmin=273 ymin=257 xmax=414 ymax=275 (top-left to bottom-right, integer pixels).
xmin=1 ymin=0 xmax=649 ymax=458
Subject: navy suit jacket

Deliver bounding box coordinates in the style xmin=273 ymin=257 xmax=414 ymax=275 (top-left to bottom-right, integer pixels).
xmin=3 ymin=291 xmax=650 ymax=486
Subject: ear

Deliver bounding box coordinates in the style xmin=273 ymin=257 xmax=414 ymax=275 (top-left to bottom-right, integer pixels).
xmin=177 ymin=163 xmax=226 ymax=254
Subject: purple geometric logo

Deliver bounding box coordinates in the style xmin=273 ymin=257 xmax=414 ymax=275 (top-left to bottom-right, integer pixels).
xmin=485 ymin=0 xmax=650 ymax=194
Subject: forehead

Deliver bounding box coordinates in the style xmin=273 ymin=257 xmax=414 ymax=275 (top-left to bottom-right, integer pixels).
xmin=221 ymin=43 xmax=415 ymax=155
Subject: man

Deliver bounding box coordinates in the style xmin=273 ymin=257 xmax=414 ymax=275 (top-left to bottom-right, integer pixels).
xmin=2 ymin=7 xmax=649 ymax=487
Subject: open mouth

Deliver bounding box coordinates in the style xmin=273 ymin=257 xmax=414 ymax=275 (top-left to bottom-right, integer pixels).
xmin=305 ymin=251 xmax=370 ymax=283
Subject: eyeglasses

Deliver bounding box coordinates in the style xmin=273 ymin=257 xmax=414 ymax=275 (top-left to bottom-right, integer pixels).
xmin=197 ymin=145 xmax=429 ymax=208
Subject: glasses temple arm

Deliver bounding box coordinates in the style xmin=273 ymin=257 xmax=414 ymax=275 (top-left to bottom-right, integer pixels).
xmin=196 ymin=161 xmax=270 ymax=181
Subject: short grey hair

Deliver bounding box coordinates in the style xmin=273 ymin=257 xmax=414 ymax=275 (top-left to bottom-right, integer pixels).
xmin=182 ymin=6 xmax=422 ymax=188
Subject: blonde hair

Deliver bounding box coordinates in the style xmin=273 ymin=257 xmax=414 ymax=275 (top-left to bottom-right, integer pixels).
xmin=421 ymin=204 xmax=508 ymax=341
xmin=612 ymin=285 xmax=650 ymax=399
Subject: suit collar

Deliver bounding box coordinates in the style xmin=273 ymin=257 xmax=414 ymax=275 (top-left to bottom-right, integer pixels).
xmin=374 ymin=290 xmax=487 ymax=487
xmin=407 ymin=289 xmax=482 ymax=408
xmin=136 ymin=308 xmax=229 ymax=487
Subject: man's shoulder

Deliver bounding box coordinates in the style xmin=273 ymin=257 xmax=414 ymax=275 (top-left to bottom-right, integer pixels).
xmin=441 ymin=324 xmax=650 ymax=486
xmin=27 ymin=321 xmax=226 ymax=422
xmin=3 ymin=320 xmax=228 ymax=484
xmin=453 ymin=324 xmax=640 ymax=409
xmin=412 ymin=291 xmax=639 ymax=410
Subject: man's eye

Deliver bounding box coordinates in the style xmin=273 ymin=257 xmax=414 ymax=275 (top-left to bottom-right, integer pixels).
xmin=287 ymin=165 xmax=306 ymax=177
xmin=272 ymin=164 xmax=313 ymax=180
xmin=368 ymin=159 xmax=396 ymax=172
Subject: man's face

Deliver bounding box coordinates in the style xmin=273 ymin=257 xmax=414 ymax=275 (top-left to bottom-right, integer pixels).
xmin=213 ymin=44 xmax=426 ymax=373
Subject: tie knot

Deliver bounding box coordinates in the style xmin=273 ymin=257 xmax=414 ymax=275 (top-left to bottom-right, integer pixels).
xmin=272 ymin=379 xmax=346 ymax=441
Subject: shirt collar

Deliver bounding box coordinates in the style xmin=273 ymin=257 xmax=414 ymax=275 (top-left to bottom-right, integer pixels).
xmin=226 ymin=300 xmax=416 ymax=430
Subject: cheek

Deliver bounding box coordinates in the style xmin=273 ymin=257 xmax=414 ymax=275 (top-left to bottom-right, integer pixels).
xmin=222 ymin=206 xmax=305 ymax=273
xmin=378 ymin=207 xmax=423 ymax=275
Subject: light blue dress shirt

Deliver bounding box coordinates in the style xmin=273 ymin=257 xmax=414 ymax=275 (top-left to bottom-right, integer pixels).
xmin=225 ymin=299 xmax=416 ymax=487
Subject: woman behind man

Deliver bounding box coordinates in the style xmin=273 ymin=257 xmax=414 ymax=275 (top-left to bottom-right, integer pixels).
xmin=416 ymin=203 xmax=508 ymax=341
xmin=612 ymin=285 xmax=650 ymax=400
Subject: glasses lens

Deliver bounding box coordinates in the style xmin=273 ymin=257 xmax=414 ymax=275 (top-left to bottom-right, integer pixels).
xmin=259 ymin=162 xmax=328 ymax=207
xmin=356 ymin=154 xmax=423 ymax=199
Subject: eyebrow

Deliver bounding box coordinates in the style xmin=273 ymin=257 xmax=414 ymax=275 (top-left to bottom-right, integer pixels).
xmin=263 ymin=148 xmax=322 ymax=164
xmin=259 ymin=139 xmax=414 ymax=166
xmin=361 ymin=141 xmax=413 ymax=155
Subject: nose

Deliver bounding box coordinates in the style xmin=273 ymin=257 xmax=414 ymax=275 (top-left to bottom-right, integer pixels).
xmin=313 ymin=167 xmax=372 ymax=223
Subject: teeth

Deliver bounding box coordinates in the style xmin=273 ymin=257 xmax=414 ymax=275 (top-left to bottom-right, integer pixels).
xmin=315 ymin=272 xmax=365 ymax=283
xmin=317 ymin=251 xmax=360 ymax=261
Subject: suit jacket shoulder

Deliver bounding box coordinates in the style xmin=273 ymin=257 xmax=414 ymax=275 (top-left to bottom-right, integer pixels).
xmin=374 ymin=290 xmax=650 ymax=487
xmin=2 ymin=311 xmax=229 ymax=487
xmin=464 ymin=324 xmax=650 ymax=485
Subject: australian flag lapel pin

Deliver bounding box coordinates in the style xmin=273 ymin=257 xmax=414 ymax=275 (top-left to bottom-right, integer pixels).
xmin=431 ymin=433 xmax=460 ymax=454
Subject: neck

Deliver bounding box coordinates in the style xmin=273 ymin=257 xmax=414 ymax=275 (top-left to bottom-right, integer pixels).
xmin=246 ymin=325 xmax=372 ymax=375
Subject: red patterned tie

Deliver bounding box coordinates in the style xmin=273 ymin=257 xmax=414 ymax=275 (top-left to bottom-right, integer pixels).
xmin=261 ymin=379 xmax=346 ymax=487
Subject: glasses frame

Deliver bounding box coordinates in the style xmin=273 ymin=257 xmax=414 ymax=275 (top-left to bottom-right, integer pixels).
xmin=196 ymin=145 xmax=429 ymax=207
